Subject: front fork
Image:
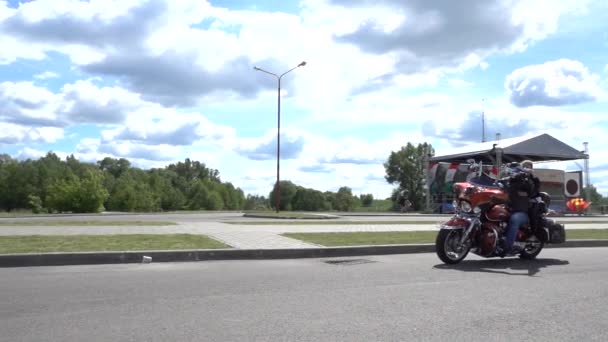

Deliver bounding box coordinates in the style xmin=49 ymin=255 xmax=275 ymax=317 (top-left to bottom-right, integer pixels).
xmin=458 ymin=217 xmax=479 ymax=247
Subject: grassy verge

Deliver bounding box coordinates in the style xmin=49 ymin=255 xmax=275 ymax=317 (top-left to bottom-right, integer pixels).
xmin=283 ymin=231 xmax=438 ymax=246
xmin=243 ymin=211 xmax=337 ymax=219
xmin=353 ymin=199 xmax=394 ymax=212
xmin=0 ymin=234 xmax=230 ymax=254
xmin=568 ymin=229 xmax=608 ymax=240
xmin=284 ymin=229 xmax=608 ymax=247
xmin=0 ymin=221 xmax=177 ymax=226
xmin=227 ymin=220 xmax=441 ymax=225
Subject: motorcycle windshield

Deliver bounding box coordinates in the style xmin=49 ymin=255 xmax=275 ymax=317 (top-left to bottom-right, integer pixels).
xmin=468 ymin=173 xmax=499 ymax=187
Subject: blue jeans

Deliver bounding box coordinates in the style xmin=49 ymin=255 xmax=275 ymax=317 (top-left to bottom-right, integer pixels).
xmin=505 ymin=211 xmax=529 ymax=250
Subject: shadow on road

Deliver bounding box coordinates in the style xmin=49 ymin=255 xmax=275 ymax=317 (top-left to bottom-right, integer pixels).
xmin=433 ymin=258 xmax=570 ymax=277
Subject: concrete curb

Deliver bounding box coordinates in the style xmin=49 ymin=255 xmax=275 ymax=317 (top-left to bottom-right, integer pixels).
xmin=0 ymin=244 xmax=435 ymax=267
xmin=1 ymin=240 xmax=607 ymax=268
xmin=242 ymin=213 xmax=339 ymax=220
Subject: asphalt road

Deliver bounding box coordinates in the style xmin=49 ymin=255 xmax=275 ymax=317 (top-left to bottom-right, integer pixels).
xmin=2 ymin=248 xmax=607 ymax=341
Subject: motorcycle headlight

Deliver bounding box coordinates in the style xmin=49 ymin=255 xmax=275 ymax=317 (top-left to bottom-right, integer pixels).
xmin=473 ymin=206 xmax=482 ymax=215
xmin=460 ymin=201 xmax=472 ymax=213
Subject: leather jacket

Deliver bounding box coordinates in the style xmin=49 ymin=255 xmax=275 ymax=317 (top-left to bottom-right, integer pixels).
xmin=507 ymin=172 xmax=540 ymax=212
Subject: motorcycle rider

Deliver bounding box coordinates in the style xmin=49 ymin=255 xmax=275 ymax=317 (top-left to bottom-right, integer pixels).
xmin=499 ymin=160 xmax=540 ymax=256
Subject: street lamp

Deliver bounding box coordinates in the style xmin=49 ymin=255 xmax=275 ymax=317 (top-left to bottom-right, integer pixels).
xmin=254 ymin=61 xmax=306 ymax=213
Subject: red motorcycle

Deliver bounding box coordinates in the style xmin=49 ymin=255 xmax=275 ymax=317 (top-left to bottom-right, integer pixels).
xmin=435 ymin=169 xmax=566 ymax=265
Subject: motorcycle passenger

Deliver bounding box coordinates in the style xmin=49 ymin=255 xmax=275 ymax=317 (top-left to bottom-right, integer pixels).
xmin=499 ymin=160 xmax=540 ymax=256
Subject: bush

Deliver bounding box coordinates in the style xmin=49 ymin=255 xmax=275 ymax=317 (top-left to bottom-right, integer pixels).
xmin=27 ymin=195 xmax=44 ymax=214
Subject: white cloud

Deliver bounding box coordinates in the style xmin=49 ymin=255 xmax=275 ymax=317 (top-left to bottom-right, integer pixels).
xmin=34 ymin=71 xmax=59 ymax=79
xmin=102 ymin=109 xmax=236 ymax=147
xmin=60 ymin=80 xmax=145 ymax=124
xmin=14 ymin=147 xmax=47 ymax=160
xmin=0 ymin=122 xmax=63 ymax=144
xmin=0 ymin=81 xmax=63 ymax=127
xmin=97 ymin=140 xmax=181 ymax=161
xmin=448 ymin=79 xmax=474 ymax=88
xmin=327 ymin=0 xmax=589 ymax=75
xmin=505 ymin=59 xmax=604 ymax=107
xmin=0 ymin=80 xmax=151 ymax=128
xmin=510 ymin=0 xmax=590 ymax=49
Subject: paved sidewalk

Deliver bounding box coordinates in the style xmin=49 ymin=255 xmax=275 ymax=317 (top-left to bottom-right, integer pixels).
xmin=1 ymin=220 xmax=606 ymax=250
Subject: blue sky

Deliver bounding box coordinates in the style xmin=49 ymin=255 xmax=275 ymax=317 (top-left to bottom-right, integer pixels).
xmin=1 ymin=0 xmax=607 ymax=198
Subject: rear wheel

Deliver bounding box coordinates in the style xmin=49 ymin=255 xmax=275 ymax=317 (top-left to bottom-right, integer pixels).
xmin=519 ymin=235 xmax=544 ymax=260
xmin=436 ymin=229 xmax=470 ymax=264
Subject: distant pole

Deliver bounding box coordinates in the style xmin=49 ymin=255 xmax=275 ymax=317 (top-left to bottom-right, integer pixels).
xmin=583 ymin=142 xmax=591 ymax=202
xmin=254 ymin=61 xmax=307 ymax=213
xmin=424 ymin=145 xmax=431 ymax=213
xmin=481 ymin=98 xmax=486 ymax=142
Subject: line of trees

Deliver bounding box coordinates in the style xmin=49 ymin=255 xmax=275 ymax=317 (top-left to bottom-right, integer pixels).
xmin=0 ymin=153 xmax=245 ymax=213
xmin=268 ymin=181 xmax=373 ymax=212
xmin=0 ymin=141 xmax=438 ymax=214
xmin=9 ymin=142 xmax=603 ymax=215
xmin=0 ymin=152 xmax=379 ymax=214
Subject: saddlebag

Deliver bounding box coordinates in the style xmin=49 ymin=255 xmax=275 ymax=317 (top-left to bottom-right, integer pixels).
xmin=544 ymin=219 xmax=566 ymax=244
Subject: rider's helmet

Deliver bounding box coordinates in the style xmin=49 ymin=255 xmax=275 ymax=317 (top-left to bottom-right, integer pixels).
xmin=521 ymin=160 xmax=534 ymax=173
xmin=505 ymin=162 xmax=522 ymax=176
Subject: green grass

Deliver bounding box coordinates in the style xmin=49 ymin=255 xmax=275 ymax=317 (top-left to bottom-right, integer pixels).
xmin=568 ymin=229 xmax=608 ymax=240
xmin=227 ymin=220 xmax=441 ymax=225
xmin=0 ymin=221 xmax=177 ymax=226
xmin=242 ymin=211 xmax=337 ymax=219
xmin=0 ymin=210 xmax=38 ymax=218
xmin=283 ymin=231 xmax=438 ymax=246
xmin=284 ymin=229 xmax=608 ymax=247
xmin=0 ymin=234 xmax=230 ymax=254
xmin=352 ymin=199 xmax=394 ymax=212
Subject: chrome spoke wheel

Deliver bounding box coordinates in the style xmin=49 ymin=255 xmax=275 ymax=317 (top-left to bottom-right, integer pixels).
xmin=519 ymin=235 xmax=544 ymax=260
xmin=445 ymin=231 xmax=467 ymax=260
xmin=436 ymin=229 xmax=470 ymax=264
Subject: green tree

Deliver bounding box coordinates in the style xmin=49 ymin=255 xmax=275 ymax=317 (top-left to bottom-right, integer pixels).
xmin=323 ymin=191 xmax=336 ymax=211
xmin=46 ymin=175 xmax=80 ymax=213
xmin=360 ymin=194 xmax=374 ymax=207
xmin=0 ymin=161 xmax=37 ymax=211
xmin=384 ymin=142 xmax=434 ymax=211
xmin=106 ymin=171 xmax=159 ymax=212
xmin=28 ymin=195 xmax=44 ymax=214
xmin=218 ymin=182 xmax=243 ymax=210
xmin=334 ymin=186 xmax=355 ymax=211
xmin=167 ymin=158 xmax=221 ymax=183
xmin=97 ymin=157 xmax=131 ymax=178
xmin=243 ymin=195 xmax=269 ymax=210
xmin=45 ymin=169 xmax=108 ymax=213
xmin=188 ymin=180 xmax=210 ymax=210
xmin=269 ymin=180 xmax=298 ymax=211
xmin=74 ymin=169 xmax=109 ymax=212
xmin=206 ymin=191 xmax=224 ymax=210
xmin=147 ymin=169 xmax=187 ymax=211
xmin=292 ymin=187 xmax=328 ymax=211
xmin=583 ymin=186 xmax=607 ymax=205
xmin=36 ymin=152 xmax=74 ymax=207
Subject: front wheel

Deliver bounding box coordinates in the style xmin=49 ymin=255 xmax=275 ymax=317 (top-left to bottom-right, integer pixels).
xmin=519 ymin=235 xmax=544 ymax=260
xmin=436 ymin=229 xmax=470 ymax=264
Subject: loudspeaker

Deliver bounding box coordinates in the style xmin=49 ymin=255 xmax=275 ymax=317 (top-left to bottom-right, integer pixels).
xmin=564 ymin=172 xmax=582 ymax=197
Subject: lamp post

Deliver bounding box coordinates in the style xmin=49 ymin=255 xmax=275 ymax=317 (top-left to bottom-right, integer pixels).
xmin=254 ymin=61 xmax=306 ymax=213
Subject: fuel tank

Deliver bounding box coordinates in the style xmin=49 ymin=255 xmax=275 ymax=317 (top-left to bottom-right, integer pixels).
xmin=453 ymin=181 xmax=509 ymax=207
xmin=486 ymin=204 xmax=510 ymax=222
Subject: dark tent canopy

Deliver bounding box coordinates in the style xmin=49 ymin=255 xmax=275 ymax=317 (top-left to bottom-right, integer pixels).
xmin=430 ymin=133 xmax=587 ymax=164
